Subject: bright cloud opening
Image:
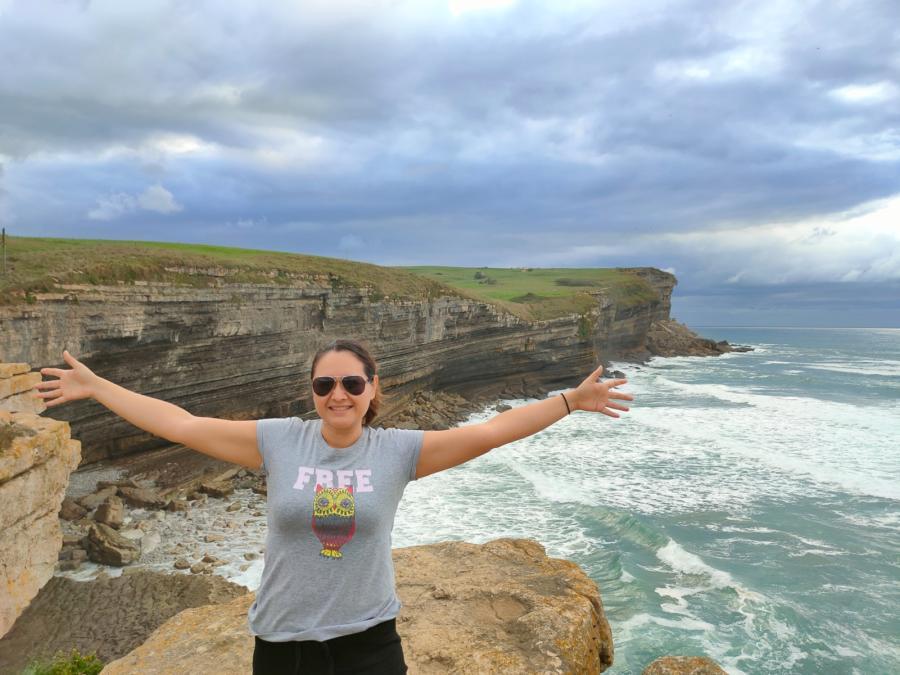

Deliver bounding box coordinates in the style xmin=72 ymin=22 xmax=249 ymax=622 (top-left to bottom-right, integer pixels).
xmin=88 ymin=184 xmax=183 ymax=221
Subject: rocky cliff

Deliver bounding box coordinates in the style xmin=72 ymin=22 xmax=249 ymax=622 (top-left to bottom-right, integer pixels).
xmin=0 ymin=362 xmax=81 ymax=638
xmin=0 ymin=265 xmax=717 ymax=465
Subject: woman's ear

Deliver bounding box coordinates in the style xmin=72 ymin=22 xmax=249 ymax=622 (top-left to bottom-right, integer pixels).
xmin=372 ymin=374 xmax=379 ymax=390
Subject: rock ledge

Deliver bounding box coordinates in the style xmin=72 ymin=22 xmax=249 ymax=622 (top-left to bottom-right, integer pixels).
xmin=102 ymin=538 xmax=613 ymax=674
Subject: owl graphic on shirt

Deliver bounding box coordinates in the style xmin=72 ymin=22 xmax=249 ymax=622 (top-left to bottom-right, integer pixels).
xmin=311 ymin=484 xmax=356 ymax=559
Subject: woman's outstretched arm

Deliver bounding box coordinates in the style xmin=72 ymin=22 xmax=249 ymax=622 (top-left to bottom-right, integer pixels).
xmin=415 ymin=364 xmax=632 ymax=479
xmin=35 ymin=350 xmax=262 ymax=469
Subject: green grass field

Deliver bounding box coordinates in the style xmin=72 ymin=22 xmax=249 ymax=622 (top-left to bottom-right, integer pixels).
xmin=0 ymin=237 xmax=448 ymax=304
xmin=0 ymin=237 xmax=660 ymax=320
xmin=399 ymin=266 xmax=659 ymax=320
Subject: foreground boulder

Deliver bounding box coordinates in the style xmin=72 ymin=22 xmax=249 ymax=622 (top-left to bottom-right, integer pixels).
xmin=0 ymin=570 xmax=248 ymax=673
xmin=103 ymin=538 xmax=614 ymax=674
xmin=0 ymin=363 xmax=81 ymax=638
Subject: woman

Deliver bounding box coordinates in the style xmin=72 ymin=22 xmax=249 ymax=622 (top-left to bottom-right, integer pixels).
xmin=36 ymin=339 xmax=632 ymax=674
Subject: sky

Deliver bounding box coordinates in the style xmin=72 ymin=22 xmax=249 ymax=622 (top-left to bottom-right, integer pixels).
xmin=1 ymin=0 xmax=898 ymax=327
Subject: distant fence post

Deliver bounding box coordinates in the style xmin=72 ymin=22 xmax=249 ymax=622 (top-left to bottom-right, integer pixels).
xmin=1 ymin=227 xmax=5 ymax=276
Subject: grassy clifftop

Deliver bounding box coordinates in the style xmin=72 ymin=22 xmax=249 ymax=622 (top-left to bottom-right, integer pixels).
xmin=402 ymin=266 xmax=660 ymax=320
xmin=0 ymin=237 xmax=447 ymax=304
xmin=0 ymin=237 xmax=661 ymax=320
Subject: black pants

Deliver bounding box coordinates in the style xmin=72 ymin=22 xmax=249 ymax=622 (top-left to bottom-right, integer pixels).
xmin=252 ymin=618 xmax=407 ymax=675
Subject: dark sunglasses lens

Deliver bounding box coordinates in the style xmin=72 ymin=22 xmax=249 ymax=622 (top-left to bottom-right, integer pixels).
xmin=342 ymin=376 xmax=367 ymax=395
xmin=312 ymin=377 xmax=336 ymax=396
xmin=312 ymin=376 xmax=368 ymax=396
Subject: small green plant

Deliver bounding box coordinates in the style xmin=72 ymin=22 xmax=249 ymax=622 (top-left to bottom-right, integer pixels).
xmin=578 ymin=314 xmax=593 ymax=340
xmin=21 ymin=648 xmax=104 ymax=675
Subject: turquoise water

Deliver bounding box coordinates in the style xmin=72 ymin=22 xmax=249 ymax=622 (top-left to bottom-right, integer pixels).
xmin=394 ymin=328 xmax=900 ymax=674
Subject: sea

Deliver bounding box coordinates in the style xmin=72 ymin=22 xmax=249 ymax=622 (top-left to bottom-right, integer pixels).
xmin=392 ymin=327 xmax=900 ymax=675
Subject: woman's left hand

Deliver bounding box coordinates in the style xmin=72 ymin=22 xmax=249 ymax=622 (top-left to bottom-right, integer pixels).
xmin=568 ymin=364 xmax=633 ymax=418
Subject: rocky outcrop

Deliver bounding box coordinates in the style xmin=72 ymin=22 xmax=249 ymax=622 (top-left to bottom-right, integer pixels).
xmin=101 ymin=538 xmax=613 ymax=674
xmin=0 ymin=363 xmax=46 ymax=415
xmin=642 ymin=655 xmax=728 ymax=674
xmin=0 ymin=361 xmax=80 ymax=639
xmin=644 ymin=319 xmax=745 ymax=358
xmin=0 ymin=267 xmax=721 ymax=466
xmin=0 ymin=570 xmax=248 ymax=674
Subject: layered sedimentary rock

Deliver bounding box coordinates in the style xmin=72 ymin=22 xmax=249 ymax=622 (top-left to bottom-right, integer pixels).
xmin=0 ymin=268 xmax=699 ymax=466
xmin=0 ymin=362 xmax=80 ymax=638
xmin=102 ymin=538 xmax=613 ymax=674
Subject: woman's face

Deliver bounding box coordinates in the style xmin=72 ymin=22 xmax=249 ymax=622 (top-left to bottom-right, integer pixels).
xmin=311 ymin=350 xmax=378 ymax=432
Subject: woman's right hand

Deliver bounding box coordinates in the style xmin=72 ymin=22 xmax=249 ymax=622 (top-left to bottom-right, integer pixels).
xmin=35 ymin=350 xmax=98 ymax=407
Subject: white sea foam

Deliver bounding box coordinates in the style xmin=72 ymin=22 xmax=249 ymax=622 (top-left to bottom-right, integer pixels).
xmin=835 ymin=509 xmax=900 ymax=532
xmin=618 ymin=611 xmax=715 ymax=632
xmin=619 ymin=373 xmax=900 ymax=501
xmin=804 ymin=360 xmax=900 ymax=377
xmin=229 ymin=556 xmax=265 ymax=590
xmin=656 ymin=539 xmax=737 ymax=590
xmin=787 ymin=548 xmax=847 ymax=558
xmin=789 ymin=534 xmax=839 ymax=549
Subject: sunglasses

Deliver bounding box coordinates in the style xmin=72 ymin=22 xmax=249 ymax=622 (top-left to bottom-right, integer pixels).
xmin=311 ymin=375 xmax=371 ymax=397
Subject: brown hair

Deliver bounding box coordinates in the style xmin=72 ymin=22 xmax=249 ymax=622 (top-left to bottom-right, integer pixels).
xmin=311 ymin=339 xmax=382 ymax=426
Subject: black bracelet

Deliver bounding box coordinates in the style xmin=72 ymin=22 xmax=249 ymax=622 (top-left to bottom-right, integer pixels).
xmin=560 ymin=392 xmax=571 ymax=415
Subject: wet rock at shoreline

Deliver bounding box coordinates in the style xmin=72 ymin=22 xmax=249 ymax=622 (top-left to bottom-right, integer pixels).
xmin=166 ymin=498 xmax=190 ymax=512
xmin=85 ymin=523 xmax=140 ymax=566
xmin=59 ymin=497 xmax=87 ymax=521
xmin=93 ymin=495 xmax=124 ymax=529
xmin=199 ymin=480 xmax=234 ymax=498
xmin=645 ymin=319 xmax=753 ymax=359
xmin=118 ymin=486 xmax=169 ymax=509
xmin=76 ymin=485 xmax=118 ymax=511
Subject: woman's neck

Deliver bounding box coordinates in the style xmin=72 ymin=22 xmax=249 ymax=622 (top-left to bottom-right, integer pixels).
xmin=320 ymin=423 xmax=364 ymax=449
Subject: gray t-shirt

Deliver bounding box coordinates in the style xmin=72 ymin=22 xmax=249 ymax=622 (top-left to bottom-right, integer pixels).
xmin=247 ymin=417 xmax=424 ymax=642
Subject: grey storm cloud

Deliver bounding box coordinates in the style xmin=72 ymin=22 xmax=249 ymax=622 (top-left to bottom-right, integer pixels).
xmin=1 ymin=0 xmax=898 ymax=325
